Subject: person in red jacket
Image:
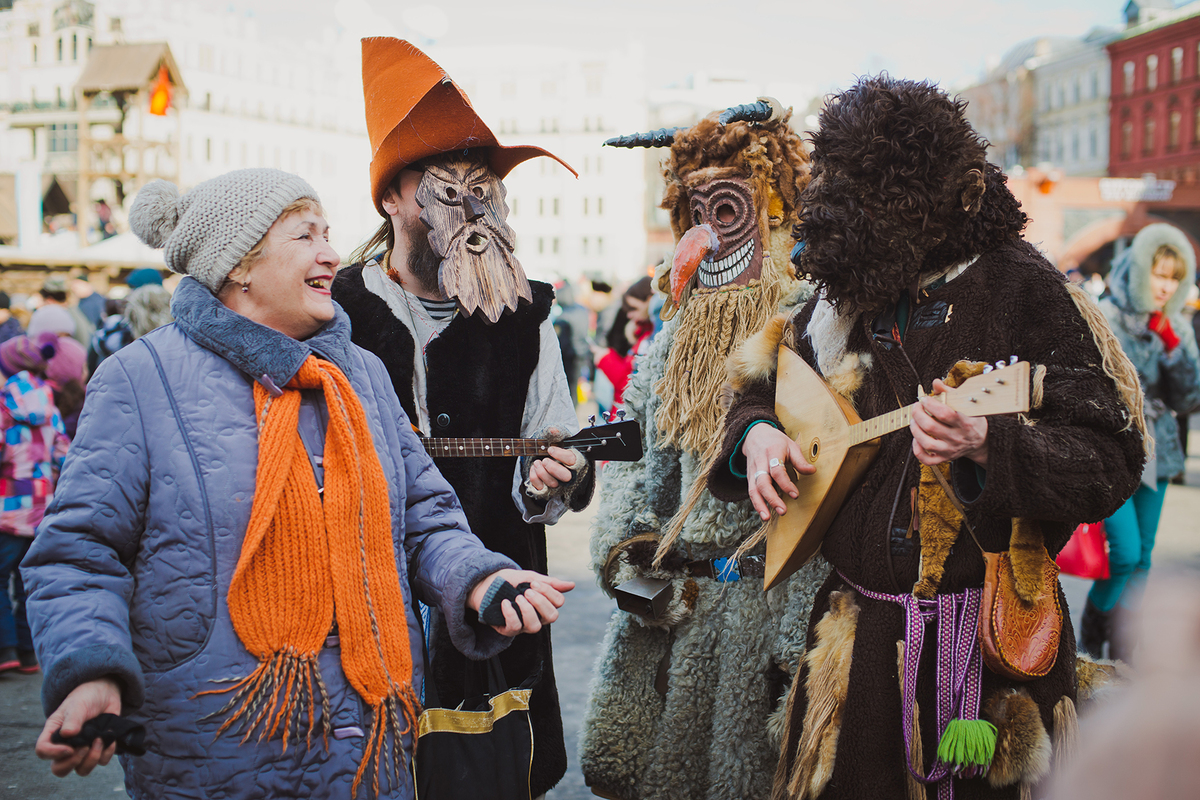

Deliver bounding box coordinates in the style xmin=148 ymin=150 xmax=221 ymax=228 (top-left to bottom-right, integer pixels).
xmin=594 ymin=276 xmax=654 ymax=407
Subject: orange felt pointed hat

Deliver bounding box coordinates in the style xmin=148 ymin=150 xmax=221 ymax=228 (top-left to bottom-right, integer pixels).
xmin=362 ymin=38 xmax=576 ymax=215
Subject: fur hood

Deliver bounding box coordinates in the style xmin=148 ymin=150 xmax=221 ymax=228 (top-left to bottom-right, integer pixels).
xmin=1108 ymin=223 xmax=1196 ymax=316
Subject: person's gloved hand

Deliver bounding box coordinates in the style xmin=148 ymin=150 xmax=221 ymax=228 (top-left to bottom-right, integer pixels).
xmin=1149 ymin=311 xmax=1180 ymax=352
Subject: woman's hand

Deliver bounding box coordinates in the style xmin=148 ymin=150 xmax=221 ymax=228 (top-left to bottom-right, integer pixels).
xmin=468 ymin=569 xmax=575 ymax=636
xmin=743 ymin=422 xmax=815 ymax=521
xmin=910 ymin=379 xmax=989 ymax=467
xmin=527 ymin=446 xmax=577 ymax=492
xmin=36 ymin=677 xmax=122 ymax=777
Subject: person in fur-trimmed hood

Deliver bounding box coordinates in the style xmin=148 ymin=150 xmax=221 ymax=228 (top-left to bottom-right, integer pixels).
xmin=578 ymin=100 xmax=831 ymax=800
xmin=706 ymin=76 xmax=1146 ymax=800
xmin=1078 ymin=223 xmax=1200 ymax=661
xmin=330 ymin=39 xmax=588 ymax=797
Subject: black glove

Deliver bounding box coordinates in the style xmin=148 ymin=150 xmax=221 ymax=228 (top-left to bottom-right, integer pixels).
xmin=51 ymin=713 xmax=147 ymax=756
xmin=479 ymin=579 xmax=533 ymax=627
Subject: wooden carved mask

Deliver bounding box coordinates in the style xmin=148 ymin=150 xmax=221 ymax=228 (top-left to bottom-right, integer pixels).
xmin=415 ymin=154 xmax=533 ymax=323
xmin=687 ymin=177 xmax=764 ymax=289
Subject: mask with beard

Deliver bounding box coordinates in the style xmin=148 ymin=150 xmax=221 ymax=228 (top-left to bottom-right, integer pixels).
xmin=414 ymin=154 xmax=532 ymax=323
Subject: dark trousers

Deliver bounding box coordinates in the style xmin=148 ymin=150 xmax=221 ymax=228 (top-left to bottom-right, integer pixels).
xmin=0 ymin=532 xmax=33 ymax=651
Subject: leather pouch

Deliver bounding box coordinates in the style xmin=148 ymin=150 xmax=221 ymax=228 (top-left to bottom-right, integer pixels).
xmin=978 ymin=550 xmax=1062 ymax=681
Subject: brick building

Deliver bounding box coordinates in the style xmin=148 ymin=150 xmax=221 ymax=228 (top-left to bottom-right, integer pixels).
xmin=1108 ymin=1 xmax=1200 ymax=182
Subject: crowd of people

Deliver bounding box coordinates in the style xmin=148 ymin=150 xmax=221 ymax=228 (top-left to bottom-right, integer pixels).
xmin=1 ymin=39 xmax=1199 ymax=800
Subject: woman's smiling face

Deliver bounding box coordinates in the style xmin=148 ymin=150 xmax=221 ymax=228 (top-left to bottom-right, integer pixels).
xmin=223 ymin=206 xmax=340 ymax=340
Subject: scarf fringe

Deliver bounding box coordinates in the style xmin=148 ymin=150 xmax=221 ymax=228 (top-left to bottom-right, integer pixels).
xmin=351 ymin=692 xmax=422 ymax=799
xmin=196 ymin=648 xmax=331 ymax=752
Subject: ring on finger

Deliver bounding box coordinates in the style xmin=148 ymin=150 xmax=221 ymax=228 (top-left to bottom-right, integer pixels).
xmin=752 ymin=470 xmax=769 ymax=480
xmin=769 ymin=458 xmax=781 ymax=468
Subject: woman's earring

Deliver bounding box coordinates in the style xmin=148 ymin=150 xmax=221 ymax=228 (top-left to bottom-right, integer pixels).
xmin=241 ymin=282 xmax=250 ymax=294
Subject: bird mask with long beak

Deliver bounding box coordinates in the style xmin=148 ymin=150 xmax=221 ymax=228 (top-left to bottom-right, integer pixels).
xmin=603 ymin=99 xmax=811 ymax=455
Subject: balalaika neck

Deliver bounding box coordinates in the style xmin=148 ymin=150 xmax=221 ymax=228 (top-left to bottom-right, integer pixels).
xmin=422 ymin=437 xmax=553 ymax=457
xmin=848 ymin=403 xmax=916 ymax=446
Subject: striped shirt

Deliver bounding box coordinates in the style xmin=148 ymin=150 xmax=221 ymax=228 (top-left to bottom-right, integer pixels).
xmin=418 ymin=297 xmax=459 ymax=321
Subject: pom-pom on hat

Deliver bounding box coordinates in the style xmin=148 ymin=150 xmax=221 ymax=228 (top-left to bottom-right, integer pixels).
xmin=44 ymin=336 xmax=87 ymax=389
xmin=0 ymin=334 xmax=58 ymax=378
xmin=129 ymin=168 xmax=320 ymax=293
xmin=362 ymin=38 xmax=576 ymax=216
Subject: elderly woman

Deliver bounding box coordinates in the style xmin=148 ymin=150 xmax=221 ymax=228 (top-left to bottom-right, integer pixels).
xmin=1080 ymin=223 xmax=1200 ymax=660
xmin=22 ymin=169 xmax=571 ymax=799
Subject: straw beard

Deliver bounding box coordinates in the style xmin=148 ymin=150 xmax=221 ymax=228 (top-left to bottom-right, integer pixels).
xmin=416 ymin=156 xmax=533 ymax=324
xmin=654 ymin=264 xmax=784 ymax=457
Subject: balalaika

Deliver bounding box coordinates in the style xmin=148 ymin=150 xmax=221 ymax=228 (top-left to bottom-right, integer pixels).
xmin=764 ymin=348 xmax=1031 ymax=590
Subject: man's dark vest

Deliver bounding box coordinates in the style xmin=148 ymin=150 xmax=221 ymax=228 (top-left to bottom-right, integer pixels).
xmin=331 ymin=264 xmax=566 ymax=795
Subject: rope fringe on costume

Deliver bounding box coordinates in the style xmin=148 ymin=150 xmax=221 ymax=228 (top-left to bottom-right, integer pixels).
xmin=1052 ymin=695 xmax=1079 ymax=765
xmin=1065 ymin=282 xmax=1152 ymax=460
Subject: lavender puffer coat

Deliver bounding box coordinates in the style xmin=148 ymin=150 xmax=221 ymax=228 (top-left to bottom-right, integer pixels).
xmin=22 ymin=277 xmax=517 ymax=799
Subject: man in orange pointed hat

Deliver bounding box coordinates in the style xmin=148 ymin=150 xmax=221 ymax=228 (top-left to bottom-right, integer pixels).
xmin=332 ymin=38 xmax=587 ymax=797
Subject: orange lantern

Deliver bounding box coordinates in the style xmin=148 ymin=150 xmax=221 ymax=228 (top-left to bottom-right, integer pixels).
xmin=149 ymin=64 xmax=172 ymax=116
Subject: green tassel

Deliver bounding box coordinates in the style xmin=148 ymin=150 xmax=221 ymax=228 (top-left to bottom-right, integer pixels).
xmin=936 ymin=718 xmax=997 ymax=769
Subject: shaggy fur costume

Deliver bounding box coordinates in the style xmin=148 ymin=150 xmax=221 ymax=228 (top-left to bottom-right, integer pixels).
xmin=581 ymin=103 xmax=828 ymax=800
xmin=983 ymin=688 xmax=1052 ymax=789
xmin=708 ymin=76 xmax=1145 ymax=800
xmin=776 ymin=590 xmax=859 ymax=800
xmin=580 ymin=316 xmax=829 ymax=800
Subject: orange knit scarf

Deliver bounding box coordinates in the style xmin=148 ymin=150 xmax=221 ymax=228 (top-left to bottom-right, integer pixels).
xmin=199 ymin=356 xmax=418 ymax=797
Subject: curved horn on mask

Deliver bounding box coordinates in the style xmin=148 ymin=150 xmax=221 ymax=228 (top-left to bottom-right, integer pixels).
xmin=718 ymin=96 xmax=784 ymax=126
xmin=603 ymin=127 xmax=681 ymax=148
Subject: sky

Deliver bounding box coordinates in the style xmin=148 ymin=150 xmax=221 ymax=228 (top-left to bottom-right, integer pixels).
xmin=249 ymin=0 xmax=1131 ymax=100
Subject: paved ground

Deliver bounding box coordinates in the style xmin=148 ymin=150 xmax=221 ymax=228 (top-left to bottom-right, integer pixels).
xmin=5 ymin=419 xmax=1199 ymax=800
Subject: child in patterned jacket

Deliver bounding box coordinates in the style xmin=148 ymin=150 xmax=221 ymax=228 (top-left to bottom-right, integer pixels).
xmin=0 ymin=334 xmax=71 ymax=674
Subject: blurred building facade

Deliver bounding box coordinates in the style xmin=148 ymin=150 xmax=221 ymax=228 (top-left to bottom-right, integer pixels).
xmin=959 ymin=36 xmax=1079 ymax=172
xmin=1107 ymin=0 xmax=1200 ymax=182
xmin=0 ymin=0 xmax=370 ymax=281
xmin=1033 ymin=28 xmax=1116 ymax=177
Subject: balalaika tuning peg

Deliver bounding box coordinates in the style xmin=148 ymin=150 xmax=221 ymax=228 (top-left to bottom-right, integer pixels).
xmin=1009 ymin=355 xmax=1018 ymax=365
xmin=983 ymin=364 xmax=994 ymax=373
xmin=588 ymin=415 xmax=596 ymax=427
xmin=616 ymin=409 xmax=626 ymax=421
xmin=995 ymin=360 xmax=1007 ymax=370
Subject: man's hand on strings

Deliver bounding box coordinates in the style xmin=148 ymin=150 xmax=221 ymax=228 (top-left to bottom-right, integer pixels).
xmin=527 ymin=446 xmax=576 ymax=492
xmin=742 ymin=422 xmax=815 ymax=521
xmin=910 ymin=378 xmax=989 ymax=467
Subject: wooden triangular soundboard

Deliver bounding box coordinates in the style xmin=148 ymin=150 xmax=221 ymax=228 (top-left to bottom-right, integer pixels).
xmin=764 ymin=346 xmax=1030 ymax=590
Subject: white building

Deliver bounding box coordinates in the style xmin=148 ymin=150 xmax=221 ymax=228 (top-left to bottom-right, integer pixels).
xmin=1 ymin=1 xmax=660 ymax=287
xmin=1032 ymin=28 xmax=1117 ymax=177
xmin=429 ymin=42 xmax=650 ymax=284
xmin=0 ymin=0 xmax=371 ymax=258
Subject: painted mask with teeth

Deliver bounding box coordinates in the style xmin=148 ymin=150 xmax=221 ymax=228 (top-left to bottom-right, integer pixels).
xmin=415 ymin=153 xmax=532 ymax=324
xmin=688 ymin=178 xmax=763 ymax=289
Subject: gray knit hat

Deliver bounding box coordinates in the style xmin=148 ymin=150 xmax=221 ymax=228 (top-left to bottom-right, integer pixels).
xmin=129 ymin=169 xmax=320 ymax=293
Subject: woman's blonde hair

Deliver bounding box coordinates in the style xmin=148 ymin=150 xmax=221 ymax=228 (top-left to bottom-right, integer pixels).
xmin=1152 ymin=244 xmax=1187 ymax=280
xmin=220 ymin=198 xmax=324 ymax=294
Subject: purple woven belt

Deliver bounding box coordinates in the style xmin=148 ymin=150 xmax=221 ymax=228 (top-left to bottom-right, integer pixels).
xmin=837 ymin=571 xmax=984 ymax=800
